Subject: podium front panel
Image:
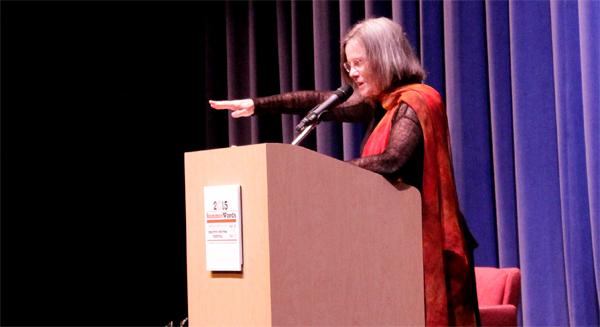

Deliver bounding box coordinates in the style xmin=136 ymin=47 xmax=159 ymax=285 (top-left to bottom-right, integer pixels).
xmin=185 ymin=144 xmax=424 ymax=326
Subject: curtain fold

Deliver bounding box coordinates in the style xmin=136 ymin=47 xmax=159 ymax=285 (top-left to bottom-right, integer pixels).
xmin=313 ymin=0 xmax=343 ymax=159
xmin=249 ymin=0 xmax=282 ymax=144
xmin=485 ymin=0 xmax=519 ymax=269
xmin=419 ymin=0 xmax=445 ymax=99
xmin=551 ymin=2 xmax=598 ymax=325
xmin=443 ymin=0 xmax=497 ymax=266
xmin=579 ymin=1 xmax=600 ymax=317
xmin=201 ymin=1 xmax=600 ymax=325
xmin=509 ymin=1 xmax=569 ymax=325
xmin=276 ymin=0 xmax=294 ymax=144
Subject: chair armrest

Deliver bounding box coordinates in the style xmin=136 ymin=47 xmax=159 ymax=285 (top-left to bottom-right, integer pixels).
xmin=480 ymin=305 xmax=517 ymax=326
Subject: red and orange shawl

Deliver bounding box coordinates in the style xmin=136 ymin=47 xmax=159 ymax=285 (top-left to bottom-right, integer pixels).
xmin=362 ymin=83 xmax=476 ymax=326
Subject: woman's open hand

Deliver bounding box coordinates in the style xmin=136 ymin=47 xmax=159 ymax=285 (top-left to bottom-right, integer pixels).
xmin=209 ymin=99 xmax=255 ymax=118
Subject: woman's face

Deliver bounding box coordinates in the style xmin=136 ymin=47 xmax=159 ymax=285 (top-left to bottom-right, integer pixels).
xmin=345 ymin=38 xmax=382 ymax=99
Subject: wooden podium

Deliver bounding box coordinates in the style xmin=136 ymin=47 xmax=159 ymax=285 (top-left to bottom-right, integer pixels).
xmin=184 ymin=143 xmax=424 ymax=326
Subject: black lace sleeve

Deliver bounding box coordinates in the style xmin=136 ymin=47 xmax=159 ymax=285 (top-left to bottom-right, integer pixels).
xmin=252 ymin=91 xmax=328 ymax=115
xmin=349 ymin=104 xmax=422 ymax=175
xmin=252 ymin=91 xmax=374 ymax=123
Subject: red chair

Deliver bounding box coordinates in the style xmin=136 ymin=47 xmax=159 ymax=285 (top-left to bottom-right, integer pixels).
xmin=475 ymin=267 xmax=522 ymax=326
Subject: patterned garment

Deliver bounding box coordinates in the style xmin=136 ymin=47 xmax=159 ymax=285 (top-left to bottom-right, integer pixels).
xmin=363 ymin=83 xmax=477 ymax=326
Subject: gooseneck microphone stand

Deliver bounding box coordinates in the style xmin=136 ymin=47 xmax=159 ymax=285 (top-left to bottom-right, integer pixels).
xmin=290 ymin=84 xmax=354 ymax=146
xmin=291 ymin=121 xmax=318 ymax=146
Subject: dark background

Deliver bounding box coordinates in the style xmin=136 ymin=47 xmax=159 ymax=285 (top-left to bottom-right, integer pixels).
xmin=4 ymin=1 xmax=599 ymax=326
xmin=2 ymin=1 xmax=210 ymax=325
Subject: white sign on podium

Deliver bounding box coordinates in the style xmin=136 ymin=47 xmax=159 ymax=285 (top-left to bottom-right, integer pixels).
xmin=203 ymin=184 xmax=243 ymax=271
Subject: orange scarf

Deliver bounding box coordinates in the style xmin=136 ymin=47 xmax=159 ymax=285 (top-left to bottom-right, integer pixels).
xmin=362 ymin=84 xmax=476 ymax=326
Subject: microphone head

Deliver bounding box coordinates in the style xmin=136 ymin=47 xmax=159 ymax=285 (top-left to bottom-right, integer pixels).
xmin=334 ymin=84 xmax=354 ymax=100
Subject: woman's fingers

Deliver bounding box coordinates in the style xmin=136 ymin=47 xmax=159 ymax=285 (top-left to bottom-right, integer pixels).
xmin=231 ymin=108 xmax=252 ymax=118
xmin=208 ymin=99 xmax=255 ymax=118
xmin=209 ymin=100 xmax=240 ymax=110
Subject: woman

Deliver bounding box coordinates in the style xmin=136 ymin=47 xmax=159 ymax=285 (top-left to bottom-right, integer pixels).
xmin=210 ymin=17 xmax=479 ymax=326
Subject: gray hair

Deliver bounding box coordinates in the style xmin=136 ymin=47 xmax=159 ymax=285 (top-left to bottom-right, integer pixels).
xmin=341 ymin=17 xmax=426 ymax=92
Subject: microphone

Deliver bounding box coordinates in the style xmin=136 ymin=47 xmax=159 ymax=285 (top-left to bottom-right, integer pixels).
xmin=295 ymin=84 xmax=354 ymax=132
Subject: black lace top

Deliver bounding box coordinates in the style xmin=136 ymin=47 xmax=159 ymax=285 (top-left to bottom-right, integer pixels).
xmin=253 ymin=91 xmax=424 ymax=189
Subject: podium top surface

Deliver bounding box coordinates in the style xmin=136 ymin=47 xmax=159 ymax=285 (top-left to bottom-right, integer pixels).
xmin=185 ymin=143 xmax=419 ymax=195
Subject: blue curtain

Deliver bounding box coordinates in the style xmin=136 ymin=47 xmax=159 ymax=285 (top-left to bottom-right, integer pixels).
xmin=200 ymin=1 xmax=600 ymax=325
